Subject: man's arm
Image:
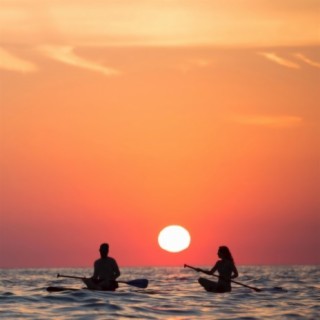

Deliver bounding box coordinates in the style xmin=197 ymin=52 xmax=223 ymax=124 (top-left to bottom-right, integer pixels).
xmin=92 ymin=261 xmax=99 ymax=279
xmin=113 ymin=259 xmax=121 ymax=279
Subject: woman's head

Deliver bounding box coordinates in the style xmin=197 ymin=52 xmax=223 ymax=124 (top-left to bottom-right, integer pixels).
xmin=218 ymin=246 xmax=234 ymax=262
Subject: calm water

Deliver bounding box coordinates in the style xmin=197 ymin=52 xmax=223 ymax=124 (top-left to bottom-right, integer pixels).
xmin=1 ymin=266 xmax=319 ymax=319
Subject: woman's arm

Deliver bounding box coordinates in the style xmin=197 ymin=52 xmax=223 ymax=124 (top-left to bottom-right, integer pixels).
xmin=231 ymin=264 xmax=239 ymax=279
xmin=209 ymin=261 xmax=219 ymax=275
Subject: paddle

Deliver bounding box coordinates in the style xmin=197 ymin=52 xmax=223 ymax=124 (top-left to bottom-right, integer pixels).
xmin=184 ymin=264 xmax=262 ymax=292
xmin=57 ymin=274 xmax=149 ymax=289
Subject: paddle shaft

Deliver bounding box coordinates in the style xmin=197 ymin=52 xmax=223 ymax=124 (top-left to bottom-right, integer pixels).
xmin=184 ymin=264 xmax=262 ymax=292
xmin=57 ymin=274 xmax=85 ymax=280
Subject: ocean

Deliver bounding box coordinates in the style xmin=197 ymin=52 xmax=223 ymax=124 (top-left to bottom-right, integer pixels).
xmin=1 ymin=266 xmax=319 ymax=319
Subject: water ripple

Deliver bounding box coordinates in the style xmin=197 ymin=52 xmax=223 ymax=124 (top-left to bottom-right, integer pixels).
xmin=0 ymin=266 xmax=319 ymax=319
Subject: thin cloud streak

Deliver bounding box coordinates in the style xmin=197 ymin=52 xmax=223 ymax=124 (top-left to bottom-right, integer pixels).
xmin=0 ymin=47 xmax=37 ymax=73
xmin=176 ymin=58 xmax=213 ymax=73
xmin=231 ymin=114 xmax=303 ymax=127
xmin=38 ymin=45 xmax=120 ymax=76
xmin=258 ymin=52 xmax=300 ymax=69
xmin=0 ymin=1 xmax=319 ymax=47
xmin=294 ymin=53 xmax=320 ymax=68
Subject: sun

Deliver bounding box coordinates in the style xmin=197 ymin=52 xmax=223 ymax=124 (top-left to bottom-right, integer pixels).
xmin=158 ymin=225 xmax=191 ymax=253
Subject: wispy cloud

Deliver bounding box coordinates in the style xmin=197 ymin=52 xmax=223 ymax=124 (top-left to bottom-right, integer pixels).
xmin=258 ymin=52 xmax=300 ymax=69
xmin=0 ymin=47 xmax=37 ymax=73
xmin=232 ymin=114 xmax=303 ymax=128
xmin=38 ymin=45 xmax=120 ymax=76
xmin=293 ymin=53 xmax=320 ymax=68
xmin=1 ymin=1 xmax=319 ymax=47
xmin=176 ymin=58 xmax=212 ymax=73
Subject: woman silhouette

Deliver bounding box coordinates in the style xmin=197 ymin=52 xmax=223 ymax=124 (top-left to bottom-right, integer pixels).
xmin=198 ymin=246 xmax=238 ymax=292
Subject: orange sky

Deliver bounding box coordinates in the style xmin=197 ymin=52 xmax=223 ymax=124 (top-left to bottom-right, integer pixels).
xmin=0 ymin=0 xmax=319 ymax=268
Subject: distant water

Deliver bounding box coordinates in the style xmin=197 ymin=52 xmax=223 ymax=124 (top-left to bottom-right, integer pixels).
xmin=1 ymin=266 xmax=319 ymax=319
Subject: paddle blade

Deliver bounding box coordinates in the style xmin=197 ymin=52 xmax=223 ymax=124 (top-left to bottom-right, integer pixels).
xmin=120 ymin=279 xmax=149 ymax=288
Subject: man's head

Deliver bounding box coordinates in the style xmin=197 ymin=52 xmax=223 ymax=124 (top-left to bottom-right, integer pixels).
xmin=99 ymin=243 xmax=109 ymax=258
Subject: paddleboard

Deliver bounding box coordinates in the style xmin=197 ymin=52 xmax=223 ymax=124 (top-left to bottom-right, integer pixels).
xmin=46 ymin=286 xmax=117 ymax=292
xmin=198 ymin=277 xmax=226 ymax=293
xmin=47 ymin=286 xmax=80 ymax=292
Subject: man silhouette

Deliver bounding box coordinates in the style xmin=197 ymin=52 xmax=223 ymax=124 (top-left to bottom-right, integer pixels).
xmin=83 ymin=243 xmax=121 ymax=291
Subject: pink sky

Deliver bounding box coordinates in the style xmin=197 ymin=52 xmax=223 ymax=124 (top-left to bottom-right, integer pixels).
xmin=0 ymin=0 xmax=319 ymax=268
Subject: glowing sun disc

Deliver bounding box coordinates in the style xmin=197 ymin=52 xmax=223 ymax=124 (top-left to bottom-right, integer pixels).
xmin=158 ymin=225 xmax=191 ymax=253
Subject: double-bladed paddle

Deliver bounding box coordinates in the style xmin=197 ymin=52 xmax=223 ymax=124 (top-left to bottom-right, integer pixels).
xmin=184 ymin=264 xmax=262 ymax=292
xmin=57 ymin=274 xmax=149 ymax=289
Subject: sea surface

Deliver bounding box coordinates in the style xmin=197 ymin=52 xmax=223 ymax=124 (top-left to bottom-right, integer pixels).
xmin=1 ymin=266 xmax=319 ymax=319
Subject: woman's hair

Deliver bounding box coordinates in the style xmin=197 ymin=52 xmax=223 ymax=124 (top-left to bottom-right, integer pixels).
xmin=218 ymin=246 xmax=234 ymax=263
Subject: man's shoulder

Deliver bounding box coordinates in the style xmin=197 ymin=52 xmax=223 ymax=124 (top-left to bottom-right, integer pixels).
xmin=107 ymin=256 xmax=117 ymax=263
xmin=95 ymin=257 xmax=117 ymax=264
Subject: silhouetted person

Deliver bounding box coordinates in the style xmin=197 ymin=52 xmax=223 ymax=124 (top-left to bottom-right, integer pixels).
xmin=197 ymin=246 xmax=238 ymax=293
xmin=83 ymin=243 xmax=121 ymax=291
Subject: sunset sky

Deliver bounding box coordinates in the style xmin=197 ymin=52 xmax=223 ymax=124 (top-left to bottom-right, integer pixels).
xmin=1 ymin=0 xmax=319 ymax=268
